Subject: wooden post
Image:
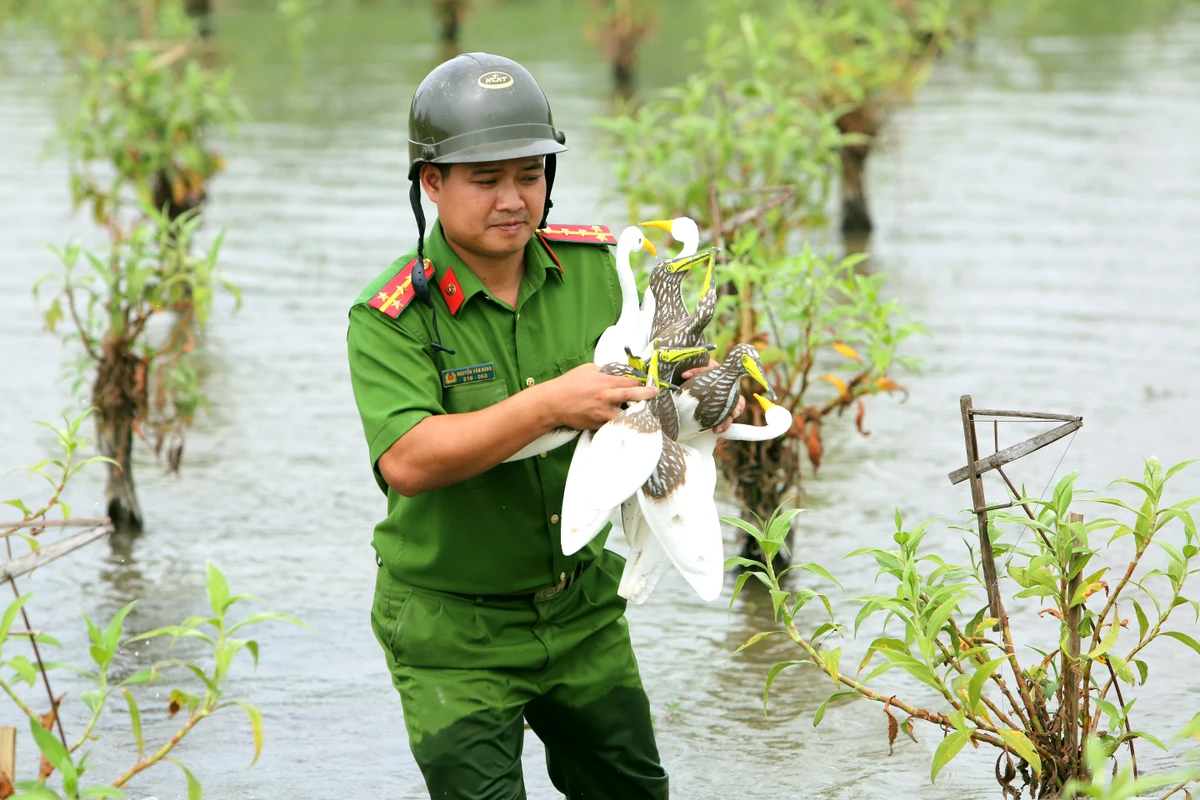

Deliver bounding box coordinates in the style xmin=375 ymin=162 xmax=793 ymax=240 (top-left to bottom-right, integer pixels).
xmin=1063 ymin=512 xmax=1085 ymax=766
xmin=961 ymin=395 xmax=1003 ymax=625
xmin=0 ymin=726 xmax=15 ymax=786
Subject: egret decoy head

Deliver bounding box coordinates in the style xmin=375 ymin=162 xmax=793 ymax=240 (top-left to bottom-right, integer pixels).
xmin=657 ymin=344 xmax=713 ymax=365
xmin=640 ymin=217 xmax=700 ymax=246
xmin=737 ymin=345 xmax=776 ymax=400
xmin=659 ymin=248 xmax=713 ymax=275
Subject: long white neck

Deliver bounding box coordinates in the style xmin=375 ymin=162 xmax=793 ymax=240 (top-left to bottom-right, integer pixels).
xmin=614 ymin=235 xmax=644 ymax=324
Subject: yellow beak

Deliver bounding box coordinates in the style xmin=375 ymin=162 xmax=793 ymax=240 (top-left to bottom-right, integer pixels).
xmin=665 ymin=249 xmax=712 ymax=275
xmin=659 ymin=345 xmax=711 ymax=364
xmin=640 ymin=239 xmax=657 ymax=257
xmin=741 ymin=354 xmax=776 ymax=400
xmin=640 ymin=219 xmax=673 ymax=233
xmin=699 ymin=251 xmax=715 ymax=297
xmin=753 ymin=393 xmax=777 ymax=412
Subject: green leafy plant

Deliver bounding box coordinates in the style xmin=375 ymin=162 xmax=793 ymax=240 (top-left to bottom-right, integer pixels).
xmin=62 ymin=42 xmax=243 ymax=233
xmin=727 ymin=457 xmax=1200 ymax=798
xmin=2 ymin=563 xmax=304 ymax=800
xmin=3 ymin=414 xmax=303 ymax=799
xmin=37 ymin=205 xmax=238 ymax=530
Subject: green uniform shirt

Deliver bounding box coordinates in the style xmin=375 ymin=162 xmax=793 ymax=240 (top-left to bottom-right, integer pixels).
xmin=347 ymin=220 xmax=622 ymax=595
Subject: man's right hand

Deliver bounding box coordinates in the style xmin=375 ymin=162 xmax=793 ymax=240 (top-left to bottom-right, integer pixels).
xmin=541 ymin=364 xmax=659 ymax=430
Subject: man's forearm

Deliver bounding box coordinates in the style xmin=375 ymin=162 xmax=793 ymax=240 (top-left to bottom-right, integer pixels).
xmin=379 ymin=385 xmax=559 ymax=496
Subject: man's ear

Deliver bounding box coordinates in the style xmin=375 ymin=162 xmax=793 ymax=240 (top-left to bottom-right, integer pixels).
xmin=419 ymin=163 xmax=442 ymax=203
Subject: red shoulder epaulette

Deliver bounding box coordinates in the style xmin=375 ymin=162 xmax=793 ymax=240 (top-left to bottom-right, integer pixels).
xmin=536 ymin=224 xmax=616 ymax=244
xmin=368 ymin=258 xmax=433 ymax=319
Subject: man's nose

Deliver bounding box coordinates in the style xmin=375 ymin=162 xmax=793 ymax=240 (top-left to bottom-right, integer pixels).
xmin=495 ymin=178 xmax=523 ymax=211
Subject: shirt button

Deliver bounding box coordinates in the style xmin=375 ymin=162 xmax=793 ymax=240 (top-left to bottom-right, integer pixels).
xmin=550 ymin=513 xmax=560 ymax=524
xmin=526 ymin=377 xmax=535 ymax=387
xmin=539 ymin=452 xmax=547 ymax=459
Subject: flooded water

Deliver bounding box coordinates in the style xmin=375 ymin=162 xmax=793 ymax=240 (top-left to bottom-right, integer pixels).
xmin=2 ymin=3 xmax=1200 ymax=798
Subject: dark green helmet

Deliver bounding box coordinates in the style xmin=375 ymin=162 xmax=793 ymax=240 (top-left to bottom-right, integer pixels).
xmin=407 ymin=52 xmax=567 ymax=180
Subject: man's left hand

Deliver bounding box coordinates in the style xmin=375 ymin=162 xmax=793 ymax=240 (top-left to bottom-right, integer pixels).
xmin=680 ymin=358 xmax=746 ymax=435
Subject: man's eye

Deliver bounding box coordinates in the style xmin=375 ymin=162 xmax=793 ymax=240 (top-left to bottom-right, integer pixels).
xmin=523 ymin=175 xmax=542 ymax=183
xmin=475 ymin=180 xmax=496 ymax=186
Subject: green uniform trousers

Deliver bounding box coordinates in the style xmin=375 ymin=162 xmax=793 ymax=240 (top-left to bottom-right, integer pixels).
xmin=371 ymin=549 xmax=670 ymax=800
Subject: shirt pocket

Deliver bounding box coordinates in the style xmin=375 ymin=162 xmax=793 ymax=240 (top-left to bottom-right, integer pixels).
xmin=554 ymin=346 xmax=593 ymax=378
xmin=442 ymin=380 xmax=509 ymax=415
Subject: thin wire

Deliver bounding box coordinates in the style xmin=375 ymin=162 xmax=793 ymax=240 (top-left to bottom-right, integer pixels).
xmin=996 ymin=428 xmax=1079 ymax=572
xmin=1038 ymin=429 xmax=1078 ymax=502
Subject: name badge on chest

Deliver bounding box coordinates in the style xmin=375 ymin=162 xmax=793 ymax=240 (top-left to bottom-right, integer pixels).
xmin=441 ymin=362 xmax=496 ymax=387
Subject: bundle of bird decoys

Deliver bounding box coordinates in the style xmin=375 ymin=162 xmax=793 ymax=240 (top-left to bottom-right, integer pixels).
xmin=508 ymin=217 xmax=791 ymax=604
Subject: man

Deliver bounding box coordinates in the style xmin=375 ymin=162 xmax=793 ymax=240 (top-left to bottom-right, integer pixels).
xmin=347 ymin=52 xmax=734 ymax=799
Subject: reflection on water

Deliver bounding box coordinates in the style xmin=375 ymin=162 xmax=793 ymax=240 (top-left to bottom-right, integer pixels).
xmin=2 ymin=3 xmax=1200 ymax=798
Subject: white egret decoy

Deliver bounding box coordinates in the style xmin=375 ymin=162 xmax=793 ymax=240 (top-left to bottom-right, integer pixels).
xmin=619 ymin=394 xmax=792 ymax=604
xmin=561 ymin=350 xmax=667 ymax=556
xmin=674 ymin=343 xmax=775 ymax=444
xmin=503 ymin=361 xmax=651 ymax=463
xmin=594 ymin=226 xmax=656 ymax=367
xmin=639 ymin=217 xmax=700 ymax=342
xmin=559 ymin=345 xmax=709 ymax=556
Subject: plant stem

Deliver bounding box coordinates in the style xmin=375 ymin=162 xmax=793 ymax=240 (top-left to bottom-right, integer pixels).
xmin=933 ymin=639 xmax=1021 ymax=730
xmin=111 ymin=708 xmax=208 ymax=787
xmin=781 ymin=617 xmax=1010 ymax=749
xmin=0 ymin=677 xmax=39 ymax=721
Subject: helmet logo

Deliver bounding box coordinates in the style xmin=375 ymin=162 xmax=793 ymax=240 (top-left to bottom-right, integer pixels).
xmin=477 ymin=71 xmax=514 ymax=90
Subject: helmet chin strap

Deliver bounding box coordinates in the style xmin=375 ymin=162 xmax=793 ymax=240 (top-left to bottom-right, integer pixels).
xmin=409 ymin=178 xmax=455 ymax=355
xmin=540 ymin=152 xmax=556 ymax=229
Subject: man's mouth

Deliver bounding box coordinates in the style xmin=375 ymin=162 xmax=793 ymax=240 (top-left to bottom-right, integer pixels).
xmin=491 ymin=220 xmax=527 ymax=233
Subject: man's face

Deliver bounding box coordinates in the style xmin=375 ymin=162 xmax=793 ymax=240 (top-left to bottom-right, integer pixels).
xmin=420 ymin=157 xmax=546 ymax=262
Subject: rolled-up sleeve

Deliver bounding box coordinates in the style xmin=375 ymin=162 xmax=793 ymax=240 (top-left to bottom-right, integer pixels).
xmin=347 ymin=305 xmax=443 ymax=478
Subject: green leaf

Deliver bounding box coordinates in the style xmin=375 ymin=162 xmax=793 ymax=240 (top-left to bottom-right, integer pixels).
xmin=119 ymin=668 xmax=157 ymax=687
xmin=724 ymin=556 xmax=761 ymax=571
xmin=1133 ymin=599 xmax=1150 ymax=641
xmin=12 ymin=782 xmax=62 ymax=799
xmin=236 ymin=701 xmax=264 ymax=766
xmin=812 ymin=690 xmax=857 ymax=727
xmin=1085 ymin=623 xmax=1119 ymax=660
xmin=931 ymin=729 xmax=972 ymax=783
xmin=206 ymin=561 xmax=231 ymax=617
xmin=124 ymin=689 xmax=144 ymax=761
xmin=731 ymin=630 xmax=787 ymax=658
xmin=8 ymin=655 xmax=38 ymax=685
xmin=0 ymin=594 xmax=31 ymax=641
xmin=999 ymin=729 xmax=1042 ymax=774
xmin=29 ymin=716 xmax=76 ymax=791
xmin=1133 ymin=658 xmax=1149 ymax=685
xmin=1124 ymin=730 xmax=1168 ymax=751
xmin=101 ymin=601 xmax=137 ymax=657
xmin=173 ymin=758 xmax=202 ymax=800
xmin=728 ymin=572 xmax=753 ymax=612
xmin=80 ymin=787 xmax=131 ymax=799
xmin=80 ymin=689 xmax=103 ymax=714
xmin=769 ymin=589 xmax=791 ymax=620
xmin=1161 ymin=630 xmax=1200 ymax=657
xmin=824 ymin=647 xmax=842 ymax=688
xmin=967 ymin=656 xmax=1007 ymax=714
xmin=246 ymin=640 xmax=259 ymax=669
xmin=789 ymin=562 xmax=844 ymax=590
xmin=763 ymin=660 xmax=810 ymax=713
xmin=1107 ymin=654 xmax=1135 ymax=684
xmin=2 ymin=497 xmax=32 ymax=515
